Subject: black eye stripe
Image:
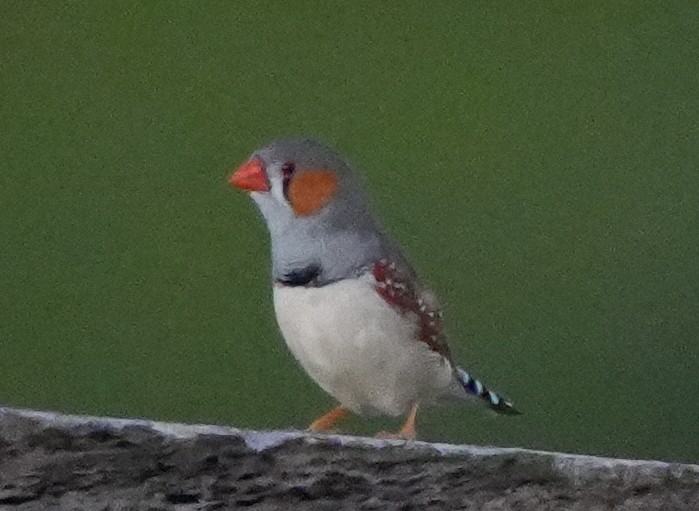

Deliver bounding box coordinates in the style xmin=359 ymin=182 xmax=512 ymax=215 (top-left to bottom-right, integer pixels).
xmin=281 ymin=162 xmax=295 ymax=200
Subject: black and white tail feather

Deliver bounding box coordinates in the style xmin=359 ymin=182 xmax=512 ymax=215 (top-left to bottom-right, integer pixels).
xmin=455 ymin=367 xmax=521 ymax=415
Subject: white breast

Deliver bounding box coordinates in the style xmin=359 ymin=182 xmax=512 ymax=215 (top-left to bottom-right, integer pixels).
xmin=272 ymin=275 xmax=454 ymax=416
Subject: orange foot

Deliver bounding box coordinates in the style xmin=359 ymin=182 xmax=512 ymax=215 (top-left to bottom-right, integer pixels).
xmin=307 ymin=406 xmax=349 ymax=432
xmin=375 ymin=403 xmax=418 ymax=440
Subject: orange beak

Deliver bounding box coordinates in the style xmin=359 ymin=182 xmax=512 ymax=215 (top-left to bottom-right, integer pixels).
xmin=229 ymin=158 xmax=270 ymax=192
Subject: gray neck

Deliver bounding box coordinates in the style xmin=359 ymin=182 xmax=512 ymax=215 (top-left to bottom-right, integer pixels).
xmin=269 ymin=210 xmax=385 ymax=286
xmin=250 ymin=191 xmax=393 ymax=285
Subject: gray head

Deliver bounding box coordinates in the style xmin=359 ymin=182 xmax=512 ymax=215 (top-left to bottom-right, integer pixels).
xmin=230 ymin=138 xmax=402 ymax=284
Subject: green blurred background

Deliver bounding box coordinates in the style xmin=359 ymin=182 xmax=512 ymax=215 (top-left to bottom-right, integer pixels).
xmin=1 ymin=2 xmax=697 ymax=463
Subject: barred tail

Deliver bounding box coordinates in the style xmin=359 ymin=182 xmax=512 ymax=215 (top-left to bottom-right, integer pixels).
xmin=455 ymin=367 xmax=521 ymax=415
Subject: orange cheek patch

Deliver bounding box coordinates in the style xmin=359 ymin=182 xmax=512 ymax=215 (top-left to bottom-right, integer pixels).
xmin=288 ymin=170 xmax=338 ymax=216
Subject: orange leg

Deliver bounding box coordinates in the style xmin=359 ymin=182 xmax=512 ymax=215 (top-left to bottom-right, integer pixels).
xmin=376 ymin=403 xmax=419 ymax=440
xmin=307 ymin=406 xmax=350 ymax=432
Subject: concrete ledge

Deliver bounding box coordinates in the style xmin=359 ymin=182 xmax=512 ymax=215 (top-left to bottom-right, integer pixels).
xmin=0 ymin=407 xmax=697 ymax=510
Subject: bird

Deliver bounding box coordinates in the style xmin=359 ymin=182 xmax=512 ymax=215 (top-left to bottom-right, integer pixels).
xmin=228 ymin=138 xmax=519 ymax=439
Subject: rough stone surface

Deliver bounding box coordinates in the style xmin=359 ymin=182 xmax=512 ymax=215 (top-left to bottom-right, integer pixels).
xmin=0 ymin=408 xmax=697 ymax=510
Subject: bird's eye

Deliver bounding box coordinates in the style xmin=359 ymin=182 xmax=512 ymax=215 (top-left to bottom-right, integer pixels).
xmin=281 ymin=162 xmax=295 ymax=178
